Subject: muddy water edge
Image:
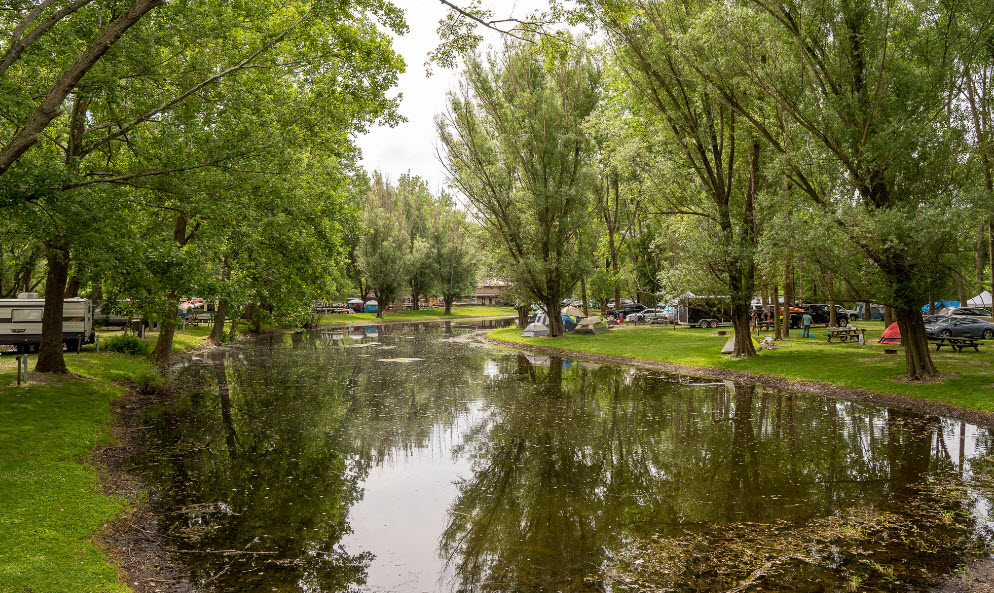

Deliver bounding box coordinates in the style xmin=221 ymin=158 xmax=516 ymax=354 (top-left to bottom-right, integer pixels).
xmin=105 ymin=319 xmax=994 ymax=592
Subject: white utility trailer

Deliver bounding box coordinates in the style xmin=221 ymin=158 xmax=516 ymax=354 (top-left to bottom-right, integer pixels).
xmin=0 ymin=294 xmax=94 ymax=353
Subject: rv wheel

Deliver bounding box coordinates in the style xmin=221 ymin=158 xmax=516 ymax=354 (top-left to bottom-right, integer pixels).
xmin=709 ymin=320 xmax=719 ymax=328
xmin=698 ymin=320 xmax=709 ymax=329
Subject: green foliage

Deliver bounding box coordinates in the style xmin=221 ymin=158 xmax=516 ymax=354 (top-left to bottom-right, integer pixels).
xmin=130 ymin=367 xmax=164 ymax=394
xmin=438 ymin=37 xmax=601 ymax=333
xmin=104 ymin=335 xmax=153 ymax=357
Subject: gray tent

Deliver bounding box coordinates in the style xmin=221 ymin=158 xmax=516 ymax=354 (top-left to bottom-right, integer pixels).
xmin=521 ymin=322 xmax=549 ymax=337
xmin=574 ymin=317 xmax=608 ymax=335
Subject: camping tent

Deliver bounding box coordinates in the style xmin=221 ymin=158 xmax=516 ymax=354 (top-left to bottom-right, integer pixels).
xmin=533 ymin=312 xmax=579 ymax=333
xmin=922 ymin=300 xmax=959 ymax=313
xmin=521 ymin=322 xmax=549 ymax=337
xmin=968 ymin=291 xmax=993 ymax=308
xmin=879 ymin=322 xmax=901 ymax=344
xmin=562 ymin=306 xmax=585 ymax=317
xmin=720 ymin=335 xmax=761 ymax=354
xmin=574 ymin=317 xmax=608 ymax=335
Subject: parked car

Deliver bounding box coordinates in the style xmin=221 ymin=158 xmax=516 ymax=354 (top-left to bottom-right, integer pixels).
xmin=610 ymin=303 xmax=646 ymax=320
xmin=851 ymin=302 xmax=885 ymax=321
xmin=640 ymin=308 xmax=666 ymax=322
xmin=922 ymin=314 xmax=945 ymax=324
xmin=788 ymin=304 xmax=850 ymax=328
xmin=925 ymin=317 xmax=994 ymax=339
xmin=936 ymin=307 xmax=994 ymax=323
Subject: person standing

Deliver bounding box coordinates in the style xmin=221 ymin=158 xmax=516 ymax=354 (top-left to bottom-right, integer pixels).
xmin=802 ymin=311 xmax=813 ymax=338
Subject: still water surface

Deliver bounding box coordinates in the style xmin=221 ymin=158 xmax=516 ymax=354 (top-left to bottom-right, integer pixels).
xmin=133 ymin=320 xmax=994 ymax=592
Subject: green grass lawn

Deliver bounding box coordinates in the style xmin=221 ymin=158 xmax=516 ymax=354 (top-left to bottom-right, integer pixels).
xmin=320 ymin=305 xmax=516 ymax=324
xmin=0 ymin=352 xmax=160 ymax=593
xmin=0 ymin=326 xmax=218 ymax=593
xmin=489 ymin=320 xmax=994 ymax=412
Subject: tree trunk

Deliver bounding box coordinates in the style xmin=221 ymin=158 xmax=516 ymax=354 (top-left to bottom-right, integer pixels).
xmin=90 ymin=279 xmax=103 ymax=308
xmin=544 ymin=297 xmax=564 ymax=337
xmin=955 ymin=251 xmax=967 ymax=304
xmin=35 ymin=239 xmax=70 ymax=374
xmin=731 ymin=301 xmax=756 ymax=357
xmin=826 ymin=268 xmax=837 ymax=327
xmin=780 ymin=263 xmax=794 ymax=339
xmin=444 ymin=295 xmax=453 ymax=316
xmin=989 ymin=220 xmax=994 ymax=300
xmin=516 ymin=304 xmax=529 ymax=328
xmin=411 ymin=289 xmax=420 ymax=311
xmin=884 ymin=305 xmax=895 ymax=329
xmin=580 ymin=276 xmax=589 ymax=317
xmin=374 ymin=290 xmax=384 ymax=319
xmin=862 ymin=302 xmax=872 ymax=322
xmin=228 ymin=306 xmax=240 ymax=340
xmin=208 ymin=299 xmax=227 ymax=345
xmin=895 ymin=306 xmax=938 ymax=379
xmin=64 ymin=272 xmax=80 ymax=298
xmin=772 ymin=283 xmax=781 ymax=339
xmin=153 ymin=290 xmax=178 ymax=366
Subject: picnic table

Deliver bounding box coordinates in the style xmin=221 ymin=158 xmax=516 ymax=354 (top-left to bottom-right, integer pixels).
xmin=826 ymin=328 xmax=865 ymax=343
xmin=929 ymin=336 xmax=981 ymax=352
xmin=755 ymin=320 xmax=774 ymax=331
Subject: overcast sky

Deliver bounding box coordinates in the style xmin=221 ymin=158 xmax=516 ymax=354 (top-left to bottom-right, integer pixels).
xmin=356 ymin=0 xmax=548 ymax=196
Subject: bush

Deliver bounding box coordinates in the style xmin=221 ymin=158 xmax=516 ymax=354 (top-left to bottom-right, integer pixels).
xmin=130 ymin=368 xmax=164 ymax=394
xmin=104 ymin=334 xmax=152 ymax=356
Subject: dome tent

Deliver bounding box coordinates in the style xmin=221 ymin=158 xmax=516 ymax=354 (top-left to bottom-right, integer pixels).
xmin=521 ymin=322 xmax=549 ymax=337
xmin=879 ymin=322 xmax=901 ymax=344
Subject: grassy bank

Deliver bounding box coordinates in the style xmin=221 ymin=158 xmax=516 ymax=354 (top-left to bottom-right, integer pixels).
xmin=0 ymin=326 xmax=213 ymax=593
xmin=489 ymin=321 xmax=994 ymax=413
xmin=320 ymin=305 xmax=516 ymax=324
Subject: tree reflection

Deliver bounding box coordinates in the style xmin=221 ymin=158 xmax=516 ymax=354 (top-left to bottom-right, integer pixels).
xmin=440 ymin=356 xmax=991 ymax=592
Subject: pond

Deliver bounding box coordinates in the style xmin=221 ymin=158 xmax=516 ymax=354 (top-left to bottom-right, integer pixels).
xmin=131 ymin=319 xmax=994 ymax=592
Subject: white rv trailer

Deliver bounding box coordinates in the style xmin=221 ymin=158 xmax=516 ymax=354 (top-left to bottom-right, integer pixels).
xmin=0 ymin=296 xmax=94 ymax=352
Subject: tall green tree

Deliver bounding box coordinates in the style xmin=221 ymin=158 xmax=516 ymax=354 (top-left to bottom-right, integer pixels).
xmin=437 ymin=38 xmax=600 ymax=336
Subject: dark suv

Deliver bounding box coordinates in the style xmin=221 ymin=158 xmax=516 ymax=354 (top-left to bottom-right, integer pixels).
xmin=789 ymin=304 xmax=850 ymax=328
xmin=610 ymin=303 xmax=646 ymax=320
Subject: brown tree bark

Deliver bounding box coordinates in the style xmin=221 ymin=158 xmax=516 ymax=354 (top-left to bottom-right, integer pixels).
xmin=0 ymin=0 xmax=165 ymax=177
xmin=516 ymin=304 xmax=530 ymax=328
xmin=228 ymin=306 xmax=240 ymax=340
xmin=772 ymin=284 xmax=781 ymax=339
xmin=444 ymin=295 xmax=454 ymax=316
xmin=895 ymin=307 xmax=938 ymax=380
xmin=580 ymin=276 xmax=589 ymax=317
xmin=35 ymin=239 xmax=71 ymax=374
xmin=208 ymin=300 xmax=227 ymax=345
xmin=153 ymin=289 xmax=177 ymax=365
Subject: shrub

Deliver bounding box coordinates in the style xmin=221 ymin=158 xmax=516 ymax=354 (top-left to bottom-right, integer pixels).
xmin=130 ymin=368 xmax=164 ymax=394
xmin=104 ymin=334 xmax=153 ymax=356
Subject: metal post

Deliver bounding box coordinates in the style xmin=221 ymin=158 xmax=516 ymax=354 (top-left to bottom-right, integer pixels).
xmin=16 ymin=356 xmax=21 ymax=386
xmin=181 ymin=318 xmax=186 ymax=332
xmin=77 ymin=337 xmax=82 ymax=353
xmin=95 ymin=334 xmax=100 ymax=353
xmin=22 ymin=355 xmax=28 ymax=382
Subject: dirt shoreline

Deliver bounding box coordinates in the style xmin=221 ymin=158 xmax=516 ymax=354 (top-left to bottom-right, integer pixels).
xmin=486 ymin=336 xmax=994 ymax=428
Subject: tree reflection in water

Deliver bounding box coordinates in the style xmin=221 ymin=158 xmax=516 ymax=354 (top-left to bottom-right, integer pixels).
xmin=442 ymin=355 xmax=994 ymax=592
xmin=132 ymin=322 xmax=994 ymax=593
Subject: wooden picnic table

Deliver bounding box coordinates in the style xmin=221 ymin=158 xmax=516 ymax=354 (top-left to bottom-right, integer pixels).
xmin=929 ymin=336 xmax=982 ymax=352
xmin=754 ymin=320 xmax=774 ymax=331
xmin=826 ymin=328 xmax=865 ymax=343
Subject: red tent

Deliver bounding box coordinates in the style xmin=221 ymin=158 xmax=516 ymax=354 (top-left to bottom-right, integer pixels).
xmin=879 ymin=322 xmax=901 ymax=344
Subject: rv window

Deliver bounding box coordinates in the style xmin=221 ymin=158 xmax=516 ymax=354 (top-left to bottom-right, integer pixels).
xmin=12 ymin=309 xmax=42 ymax=322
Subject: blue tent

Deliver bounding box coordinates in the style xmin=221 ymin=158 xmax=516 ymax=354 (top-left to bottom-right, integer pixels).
xmin=532 ymin=312 xmax=580 ymax=333
xmin=921 ymin=300 xmax=959 ymax=313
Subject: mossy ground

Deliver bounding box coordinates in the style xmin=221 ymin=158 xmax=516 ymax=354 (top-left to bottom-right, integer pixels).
xmin=489 ymin=320 xmax=994 ymax=412
xmin=0 ymin=325 xmax=216 ymax=593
